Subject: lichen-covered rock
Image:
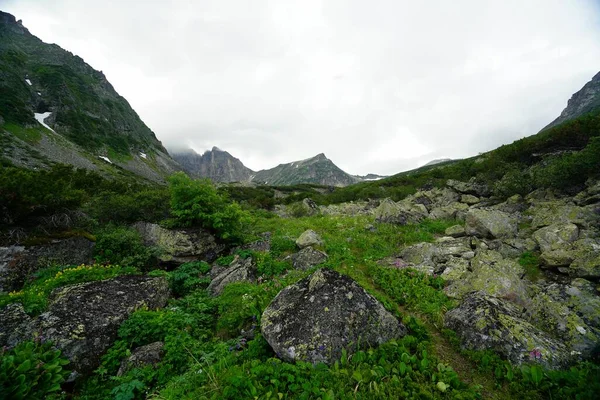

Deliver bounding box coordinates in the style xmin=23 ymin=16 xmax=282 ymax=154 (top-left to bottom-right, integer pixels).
xmin=465 ymin=209 xmax=518 ymax=239
xmin=569 ymin=249 xmax=600 ymax=279
xmin=399 ymin=237 xmax=472 ymax=274
xmin=532 ymin=223 xmax=579 ymax=252
xmin=8 ymin=275 xmax=169 ymax=377
xmin=374 ymin=198 xmax=428 ymax=225
xmin=287 ymin=247 xmax=328 ymax=270
xmin=117 ymin=341 xmax=164 ymax=377
xmin=406 ymin=188 xmax=460 ymax=211
xmin=0 ymin=303 xmax=31 ymax=347
xmin=528 ymin=279 xmax=600 ymax=359
xmin=445 ymin=292 xmax=571 ymax=369
xmin=0 ymin=237 xmax=95 ymax=292
xmin=540 ymin=249 xmax=575 ymax=268
xmin=133 ymin=222 xmax=223 ymax=265
xmin=440 ymin=257 xmax=470 ymax=282
xmin=261 ymin=269 xmax=406 ymax=365
xmin=428 ymin=202 xmax=469 ymax=221
xmin=528 ymin=201 xmax=592 ymax=229
xmin=461 ymin=194 xmax=480 ymax=205
xmin=445 ymin=225 xmax=466 ymax=238
xmin=445 ymin=250 xmax=527 ymax=301
xmin=447 ymin=178 xmax=491 ymax=197
xmin=295 ymin=230 xmax=323 ymax=249
xmin=208 ymin=256 xmax=256 ymax=296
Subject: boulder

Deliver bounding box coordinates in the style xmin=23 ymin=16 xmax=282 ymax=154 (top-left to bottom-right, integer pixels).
xmin=445 ymin=250 xmax=527 ymax=302
xmin=0 ymin=237 xmax=95 ymax=292
xmin=0 ymin=303 xmax=31 ymax=347
xmin=261 ymin=269 xmax=406 ymax=365
xmin=540 ymin=249 xmax=575 ymax=268
xmin=528 ymin=201 xmax=592 ymax=230
xmin=532 ymin=223 xmax=579 ymax=252
xmin=445 ymin=292 xmax=571 ymax=369
xmin=460 ymin=194 xmax=480 ymax=205
xmin=465 ymin=209 xmax=517 ymax=239
xmin=7 ymin=275 xmax=170 ymax=377
xmin=445 ymin=225 xmax=466 ymax=238
xmin=374 ymin=198 xmax=428 ymax=225
xmin=295 ymin=230 xmax=323 ymax=249
xmin=207 ymin=256 xmax=257 ymax=296
xmin=133 ymin=222 xmax=224 ymax=265
xmin=287 ymin=247 xmax=328 ymax=271
xmin=117 ymin=341 xmax=164 ymax=377
xmin=428 ymin=202 xmax=469 ymax=221
xmin=528 ymin=279 xmax=600 ymax=359
xmin=407 ymin=188 xmax=460 ymax=211
xmin=446 ymin=178 xmax=491 ymax=197
xmin=399 ymin=237 xmax=472 ymax=274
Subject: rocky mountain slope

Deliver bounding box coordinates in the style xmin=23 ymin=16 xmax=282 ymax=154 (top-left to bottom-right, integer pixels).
xmin=0 ymin=11 xmax=179 ymax=182
xmin=173 ymin=148 xmax=364 ymax=186
xmin=251 ymin=153 xmax=359 ymax=186
xmin=542 ymin=71 xmax=600 ymax=131
xmin=170 ymin=147 xmax=253 ymax=182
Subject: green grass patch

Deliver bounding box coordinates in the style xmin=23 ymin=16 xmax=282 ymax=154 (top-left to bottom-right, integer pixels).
xmin=519 ymin=251 xmax=542 ymax=281
xmin=4 ymin=122 xmax=43 ymax=143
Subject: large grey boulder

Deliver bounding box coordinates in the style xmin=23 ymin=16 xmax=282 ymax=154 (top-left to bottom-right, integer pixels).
xmin=295 ymin=229 xmax=323 ymax=249
xmin=133 ymin=222 xmax=224 ymax=265
xmin=261 ymin=269 xmax=406 ymax=365
xmin=207 ymin=256 xmax=256 ymax=296
xmin=465 ymin=208 xmax=518 ymax=239
xmin=0 ymin=237 xmax=95 ymax=292
xmin=445 ymin=250 xmax=527 ymax=302
xmin=287 ymin=247 xmax=328 ymax=271
xmin=446 ymin=178 xmax=491 ymax=197
xmin=528 ymin=201 xmax=593 ymax=230
xmin=532 ymin=223 xmax=579 ymax=252
xmin=528 ymin=279 xmax=600 ymax=359
xmin=445 ymin=292 xmax=571 ymax=369
xmin=374 ymin=198 xmax=428 ymax=225
xmin=7 ymin=275 xmax=170 ymax=377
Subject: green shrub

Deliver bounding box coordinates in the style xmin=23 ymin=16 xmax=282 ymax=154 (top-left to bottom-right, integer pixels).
xmin=0 ymin=340 xmax=70 ymax=399
xmin=168 ymin=173 xmax=249 ymax=242
xmin=93 ymin=226 xmax=159 ymax=270
xmin=519 ymin=252 xmax=541 ymax=281
xmin=168 ymin=261 xmax=211 ymax=297
xmin=254 ymin=252 xmax=289 ymax=277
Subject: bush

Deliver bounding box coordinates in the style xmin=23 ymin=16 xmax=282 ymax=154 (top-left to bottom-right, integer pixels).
xmin=0 ymin=340 xmax=70 ymax=399
xmin=93 ymin=226 xmax=159 ymax=270
xmin=168 ymin=173 xmax=249 ymax=242
xmin=168 ymin=261 xmax=211 ymax=297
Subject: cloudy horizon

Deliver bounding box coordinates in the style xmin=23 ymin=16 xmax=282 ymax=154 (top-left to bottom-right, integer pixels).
xmin=3 ymin=0 xmax=600 ymax=175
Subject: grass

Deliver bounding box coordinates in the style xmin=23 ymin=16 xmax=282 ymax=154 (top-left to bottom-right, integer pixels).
xmin=4 ymin=122 xmax=43 ymax=143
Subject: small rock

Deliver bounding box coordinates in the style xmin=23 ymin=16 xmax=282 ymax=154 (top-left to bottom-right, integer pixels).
xmin=445 ymin=225 xmax=466 ymax=238
xmin=296 ymin=230 xmax=323 ymax=249
xmin=465 ymin=208 xmax=518 ymax=239
xmin=117 ymin=342 xmax=164 ymax=376
xmin=460 ymin=194 xmax=480 ymax=205
xmin=208 ymin=256 xmax=256 ymax=296
xmin=288 ymin=247 xmax=328 ymax=271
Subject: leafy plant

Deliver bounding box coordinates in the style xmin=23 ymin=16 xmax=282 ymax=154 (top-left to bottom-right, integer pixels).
xmin=168 ymin=261 xmax=211 ymax=297
xmin=0 ymin=340 xmax=70 ymax=399
xmin=93 ymin=225 xmax=159 ymax=270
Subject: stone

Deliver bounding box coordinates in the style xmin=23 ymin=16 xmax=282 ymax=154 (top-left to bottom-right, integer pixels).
xmin=446 ymin=178 xmax=491 ymax=197
xmin=261 ymin=269 xmax=406 ymax=365
xmin=445 ymin=292 xmax=571 ymax=369
xmin=445 ymin=225 xmax=465 ymax=238
xmin=0 ymin=237 xmax=95 ymax=292
xmin=428 ymin=202 xmax=469 ymax=221
xmin=0 ymin=303 xmax=31 ymax=347
xmin=133 ymin=222 xmax=224 ymax=265
xmin=295 ymin=229 xmax=323 ymax=249
xmin=528 ymin=201 xmax=592 ymax=230
xmin=440 ymin=257 xmax=470 ymax=283
xmin=207 ymin=256 xmax=257 ymax=296
xmin=532 ymin=223 xmax=579 ymax=252
xmin=528 ymin=279 xmax=600 ymax=359
xmin=374 ymin=198 xmax=428 ymax=225
xmin=7 ymin=275 xmax=170 ymax=377
xmin=465 ymin=209 xmax=517 ymax=239
xmin=460 ymin=194 xmax=480 ymax=205
xmin=445 ymin=250 xmax=527 ymax=302
xmin=540 ymin=249 xmax=575 ymax=268
xmin=117 ymin=342 xmax=164 ymax=376
xmin=287 ymin=247 xmax=328 ymax=271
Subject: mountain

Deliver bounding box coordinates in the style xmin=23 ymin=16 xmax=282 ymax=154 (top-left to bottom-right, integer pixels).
xmin=0 ymin=11 xmax=179 ymax=182
xmin=170 ymin=147 xmax=253 ymax=182
xmin=251 ymin=153 xmax=359 ymax=187
xmin=422 ymin=158 xmax=452 ymax=167
xmin=542 ymin=71 xmax=600 ymax=131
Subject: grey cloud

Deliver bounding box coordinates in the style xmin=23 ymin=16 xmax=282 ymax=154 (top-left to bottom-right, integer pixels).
xmin=4 ymin=0 xmax=600 ymax=175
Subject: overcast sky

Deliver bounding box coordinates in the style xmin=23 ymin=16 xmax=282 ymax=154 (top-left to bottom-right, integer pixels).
xmin=3 ymin=0 xmax=600 ymax=175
